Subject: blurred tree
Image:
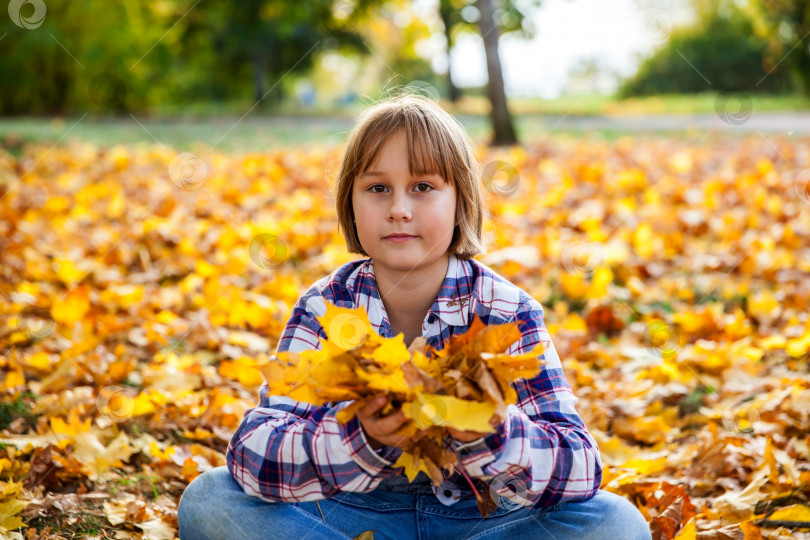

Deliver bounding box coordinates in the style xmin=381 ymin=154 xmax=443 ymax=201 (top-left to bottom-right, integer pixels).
xmin=0 ymin=0 xmax=377 ymax=114
xmin=439 ymin=0 xmax=464 ymax=103
xmin=619 ymin=0 xmax=793 ymax=96
xmin=476 ymin=0 xmax=516 ymax=145
xmin=0 ymin=1 xmax=174 ymax=115
xmin=437 ymin=0 xmax=541 ymax=145
xmin=745 ymin=0 xmax=810 ymax=94
xmin=178 ymin=0 xmax=373 ymax=108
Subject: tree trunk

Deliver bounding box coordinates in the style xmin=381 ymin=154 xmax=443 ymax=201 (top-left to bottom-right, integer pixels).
xmin=252 ymin=49 xmax=266 ymax=106
xmin=475 ymin=0 xmax=517 ymax=146
xmin=439 ymin=0 xmax=461 ymax=103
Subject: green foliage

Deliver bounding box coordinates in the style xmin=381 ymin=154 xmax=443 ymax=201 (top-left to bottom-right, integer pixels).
xmin=0 ymin=1 xmax=174 ymax=115
xmin=619 ymin=1 xmax=794 ymax=97
xmin=0 ymin=393 xmax=36 ymax=430
xmin=745 ymin=0 xmax=810 ymax=94
xmin=0 ymin=0 xmax=374 ymax=115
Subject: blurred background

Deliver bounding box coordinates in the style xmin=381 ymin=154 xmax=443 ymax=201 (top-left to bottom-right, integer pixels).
xmin=1 ymin=0 xmax=809 ymax=150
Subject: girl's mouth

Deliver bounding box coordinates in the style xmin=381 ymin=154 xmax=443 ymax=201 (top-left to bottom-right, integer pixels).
xmin=385 ymin=235 xmax=416 ymax=243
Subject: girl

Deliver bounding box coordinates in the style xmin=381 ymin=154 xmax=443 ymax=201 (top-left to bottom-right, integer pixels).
xmin=178 ymin=93 xmax=651 ymax=540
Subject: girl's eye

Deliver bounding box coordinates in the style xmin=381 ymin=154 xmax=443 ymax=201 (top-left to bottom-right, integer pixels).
xmin=369 ymin=183 xmax=433 ymax=193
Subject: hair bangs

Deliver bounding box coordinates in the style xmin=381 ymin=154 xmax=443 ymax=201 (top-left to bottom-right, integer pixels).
xmin=404 ymin=117 xmax=451 ymax=184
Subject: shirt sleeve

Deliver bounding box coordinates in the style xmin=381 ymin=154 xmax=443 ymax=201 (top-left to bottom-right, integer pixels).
xmin=449 ymin=297 xmax=603 ymax=507
xmin=225 ymin=290 xmax=401 ymax=502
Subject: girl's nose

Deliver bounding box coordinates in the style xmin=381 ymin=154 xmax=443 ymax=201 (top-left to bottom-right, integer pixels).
xmin=386 ymin=191 xmax=412 ymax=221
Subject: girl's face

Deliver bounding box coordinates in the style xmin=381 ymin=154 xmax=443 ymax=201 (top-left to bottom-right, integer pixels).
xmin=351 ymin=129 xmax=457 ymax=272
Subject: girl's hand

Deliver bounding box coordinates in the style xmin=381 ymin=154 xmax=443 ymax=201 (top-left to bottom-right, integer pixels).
xmin=357 ymin=396 xmax=422 ymax=451
xmin=448 ymin=427 xmax=489 ymax=443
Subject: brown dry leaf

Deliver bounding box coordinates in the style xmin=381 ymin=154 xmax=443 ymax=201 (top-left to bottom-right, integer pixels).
xmin=135 ymin=517 xmax=176 ymax=540
xmin=714 ymin=470 xmax=770 ymax=522
xmin=649 ymin=483 xmax=698 ymax=540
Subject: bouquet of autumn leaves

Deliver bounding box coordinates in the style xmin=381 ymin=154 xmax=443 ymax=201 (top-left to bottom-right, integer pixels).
xmin=256 ymin=302 xmax=545 ymax=517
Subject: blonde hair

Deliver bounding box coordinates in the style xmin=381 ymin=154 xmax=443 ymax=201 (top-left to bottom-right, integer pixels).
xmin=335 ymin=92 xmax=487 ymax=260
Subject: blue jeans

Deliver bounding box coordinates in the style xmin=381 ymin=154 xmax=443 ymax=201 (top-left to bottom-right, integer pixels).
xmin=178 ymin=467 xmax=651 ymax=540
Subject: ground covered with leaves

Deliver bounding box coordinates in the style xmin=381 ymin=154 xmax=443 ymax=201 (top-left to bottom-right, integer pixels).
xmin=1 ymin=133 xmax=809 ymax=539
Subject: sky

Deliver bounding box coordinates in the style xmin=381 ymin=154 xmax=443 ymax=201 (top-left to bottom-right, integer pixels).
xmin=421 ymin=0 xmax=691 ymax=98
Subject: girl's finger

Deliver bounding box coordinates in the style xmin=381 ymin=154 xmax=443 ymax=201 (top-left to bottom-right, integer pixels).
xmin=375 ymin=410 xmax=407 ymax=434
xmin=410 ymin=430 xmax=428 ymax=443
xmin=359 ymin=396 xmax=387 ymax=418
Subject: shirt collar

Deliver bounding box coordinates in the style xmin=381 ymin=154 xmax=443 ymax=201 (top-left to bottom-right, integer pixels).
xmin=349 ymin=253 xmax=472 ymax=329
xmin=431 ymin=253 xmax=471 ymax=327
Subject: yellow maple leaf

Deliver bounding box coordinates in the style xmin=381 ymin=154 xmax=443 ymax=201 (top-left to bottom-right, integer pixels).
xmin=51 ymin=286 xmax=90 ymax=325
xmin=766 ymin=504 xmax=810 ymax=522
xmin=24 ymin=351 xmax=51 ymax=371
xmin=315 ymin=302 xmax=379 ymax=351
xmin=404 ymin=394 xmax=497 ymax=432
xmin=369 ymin=334 xmax=410 ymax=371
xmin=356 ymin=369 xmax=410 ymax=394
xmin=50 ymin=410 xmax=92 ymax=437
xmin=0 ymin=495 xmax=28 ymax=532
xmin=219 ymin=356 xmax=264 ymax=386
xmin=672 ymin=517 xmax=696 ymax=540
xmin=393 ymin=451 xmax=429 ymax=482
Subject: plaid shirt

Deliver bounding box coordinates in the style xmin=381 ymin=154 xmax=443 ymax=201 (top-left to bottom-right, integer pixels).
xmin=226 ymin=253 xmax=602 ymax=508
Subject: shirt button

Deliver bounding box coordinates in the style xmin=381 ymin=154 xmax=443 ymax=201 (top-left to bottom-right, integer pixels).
xmin=428 ymin=314 xmax=436 ymax=324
